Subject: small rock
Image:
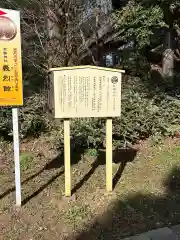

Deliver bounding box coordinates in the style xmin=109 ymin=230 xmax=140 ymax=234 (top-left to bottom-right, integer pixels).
xmin=62 ymin=194 xmax=76 ymax=202
xmin=174 ymin=132 xmax=180 ymax=138
xmin=156 ymin=222 xmax=161 ymax=227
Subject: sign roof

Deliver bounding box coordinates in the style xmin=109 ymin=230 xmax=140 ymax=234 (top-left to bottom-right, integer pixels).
xmin=49 ymin=65 xmax=125 ymax=73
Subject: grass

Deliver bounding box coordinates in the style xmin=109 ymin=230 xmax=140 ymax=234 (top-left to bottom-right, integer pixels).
xmin=85 ymin=148 xmax=98 ymax=157
xmin=20 ymin=152 xmax=34 ymax=171
xmin=1 ymin=138 xmax=180 ymax=239
xmin=66 ymin=205 xmax=90 ymax=222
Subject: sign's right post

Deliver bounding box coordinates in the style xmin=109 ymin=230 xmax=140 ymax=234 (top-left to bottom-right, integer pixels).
xmin=106 ymin=118 xmax=113 ymax=192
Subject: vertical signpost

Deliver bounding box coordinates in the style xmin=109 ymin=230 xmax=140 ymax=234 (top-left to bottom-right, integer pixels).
xmin=0 ymin=8 xmax=23 ymax=206
xmin=106 ymin=118 xmax=113 ymax=192
xmin=49 ymin=66 xmax=124 ymax=197
xmin=64 ymin=119 xmax=71 ymax=197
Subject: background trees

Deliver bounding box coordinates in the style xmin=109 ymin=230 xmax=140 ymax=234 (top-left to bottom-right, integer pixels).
xmin=113 ymin=0 xmax=180 ymax=80
xmin=1 ymin=0 xmax=180 ymax=147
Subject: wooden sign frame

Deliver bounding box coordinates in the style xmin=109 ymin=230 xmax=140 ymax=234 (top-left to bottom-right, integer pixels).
xmin=49 ymin=66 xmax=125 ymax=197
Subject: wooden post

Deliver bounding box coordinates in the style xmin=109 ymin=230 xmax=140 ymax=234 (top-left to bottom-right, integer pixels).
xmin=64 ymin=119 xmax=71 ymax=197
xmin=106 ymin=118 xmax=113 ymax=192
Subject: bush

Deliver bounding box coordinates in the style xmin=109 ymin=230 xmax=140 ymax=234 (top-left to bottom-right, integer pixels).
xmin=50 ymin=118 xmax=106 ymax=151
xmin=114 ymin=77 xmax=180 ymax=146
xmin=19 ymin=94 xmax=50 ymax=138
xmin=0 ymin=108 xmax=12 ymax=140
xmin=1 ymin=77 xmax=180 ymax=148
xmin=52 ymin=76 xmax=180 ymax=150
xmin=0 ymin=94 xmax=50 ymax=140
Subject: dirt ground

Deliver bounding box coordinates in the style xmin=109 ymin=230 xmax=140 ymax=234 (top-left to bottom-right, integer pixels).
xmin=1 ymin=136 xmax=180 ymax=240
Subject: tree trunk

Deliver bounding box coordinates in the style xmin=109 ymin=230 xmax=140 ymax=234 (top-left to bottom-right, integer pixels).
xmin=162 ymin=29 xmax=174 ymax=78
xmin=46 ymin=5 xmax=58 ymax=69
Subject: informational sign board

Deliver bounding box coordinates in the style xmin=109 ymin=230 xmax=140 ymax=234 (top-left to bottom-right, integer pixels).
xmin=49 ymin=65 xmax=125 ymax=197
xmin=0 ymin=8 xmax=23 ymax=106
xmin=49 ymin=66 xmax=124 ymax=119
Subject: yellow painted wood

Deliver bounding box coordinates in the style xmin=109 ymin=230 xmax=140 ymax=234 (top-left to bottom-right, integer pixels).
xmin=106 ymin=118 xmax=113 ymax=192
xmin=64 ymin=119 xmax=71 ymax=197
xmin=49 ymin=65 xmax=125 ymax=73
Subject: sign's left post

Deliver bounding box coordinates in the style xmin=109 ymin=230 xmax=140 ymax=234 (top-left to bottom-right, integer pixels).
xmin=12 ymin=108 xmax=21 ymax=206
xmin=0 ymin=8 xmax=23 ymax=206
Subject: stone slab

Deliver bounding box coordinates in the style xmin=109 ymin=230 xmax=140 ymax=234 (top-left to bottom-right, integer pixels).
xmin=171 ymin=225 xmax=180 ymax=239
xmin=123 ymin=233 xmax=150 ymax=240
xmin=151 ymin=233 xmax=178 ymax=240
xmin=123 ymin=227 xmax=175 ymax=240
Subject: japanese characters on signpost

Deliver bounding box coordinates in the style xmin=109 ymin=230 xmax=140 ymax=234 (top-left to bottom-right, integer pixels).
xmin=49 ymin=66 xmax=125 ymax=197
xmin=0 ymin=8 xmax=23 ymax=206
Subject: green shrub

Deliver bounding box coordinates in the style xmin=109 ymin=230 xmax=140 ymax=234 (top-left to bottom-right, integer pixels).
xmin=1 ymin=77 xmax=180 ymax=148
xmin=70 ymin=118 xmax=105 ymax=149
xmin=0 ymin=94 xmax=50 ymax=140
xmin=51 ymin=118 xmax=106 ymax=151
xmin=53 ymin=77 xmax=180 ymax=149
xmin=0 ymin=108 xmax=12 ymax=140
xmin=19 ymin=94 xmax=50 ymax=138
xmin=114 ymin=78 xmax=180 ymax=146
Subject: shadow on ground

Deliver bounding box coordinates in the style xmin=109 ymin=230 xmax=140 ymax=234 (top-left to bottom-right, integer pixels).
xmin=74 ymin=167 xmax=180 ymax=240
xmin=0 ymin=145 xmax=85 ymax=204
xmin=0 ymin=145 xmax=137 ymax=205
xmin=72 ymin=147 xmax=137 ymax=194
